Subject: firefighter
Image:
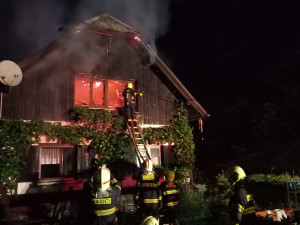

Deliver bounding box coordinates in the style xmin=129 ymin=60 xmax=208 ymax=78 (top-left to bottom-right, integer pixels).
xmin=122 ymin=82 xmax=142 ymax=125
xmin=84 ymin=166 xmax=121 ymax=225
xmin=224 ymin=166 xmax=257 ymax=225
xmin=160 ymin=170 xmax=180 ymax=225
xmin=135 ymin=159 xmax=162 ymax=220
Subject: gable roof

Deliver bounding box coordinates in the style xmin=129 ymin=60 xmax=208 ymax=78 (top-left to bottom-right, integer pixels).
xmin=19 ymin=13 xmax=208 ymax=119
xmin=76 ymin=13 xmax=138 ymax=35
xmin=76 ymin=13 xmax=208 ymax=118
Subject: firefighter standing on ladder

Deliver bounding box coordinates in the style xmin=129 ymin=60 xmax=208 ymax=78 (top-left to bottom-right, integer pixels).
xmin=224 ymin=166 xmax=257 ymax=225
xmin=122 ymin=82 xmax=143 ymax=125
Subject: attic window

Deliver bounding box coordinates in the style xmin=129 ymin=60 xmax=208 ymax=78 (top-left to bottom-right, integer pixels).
xmin=74 ymin=75 xmax=127 ymax=108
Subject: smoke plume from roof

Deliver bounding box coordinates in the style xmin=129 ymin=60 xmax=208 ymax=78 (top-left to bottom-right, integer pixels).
xmin=0 ymin=0 xmax=170 ymax=62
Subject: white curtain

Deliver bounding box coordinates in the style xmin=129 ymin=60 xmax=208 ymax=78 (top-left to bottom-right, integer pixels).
xmin=40 ymin=147 xmax=61 ymax=164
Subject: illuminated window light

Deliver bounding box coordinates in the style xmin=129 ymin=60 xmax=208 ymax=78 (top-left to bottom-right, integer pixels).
xmin=95 ymin=81 xmax=101 ymax=87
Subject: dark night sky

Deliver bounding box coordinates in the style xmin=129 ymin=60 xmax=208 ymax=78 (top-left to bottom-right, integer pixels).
xmin=1 ymin=0 xmax=299 ymax=108
xmin=1 ymin=0 xmax=300 ymax=169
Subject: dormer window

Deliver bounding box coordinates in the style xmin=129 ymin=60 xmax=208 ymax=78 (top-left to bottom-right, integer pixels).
xmin=74 ymin=75 xmax=128 ymax=109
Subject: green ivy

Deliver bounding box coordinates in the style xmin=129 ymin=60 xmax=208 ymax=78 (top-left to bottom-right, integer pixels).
xmin=0 ymin=104 xmax=196 ymax=192
xmin=144 ymin=102 xmax=195 ymax=169
xmin=0 ymin=120 xmax=40 ymax=189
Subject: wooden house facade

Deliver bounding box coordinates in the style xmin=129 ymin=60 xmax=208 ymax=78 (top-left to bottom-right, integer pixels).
xmin=2 ymin=14 xmax=207 ymax=188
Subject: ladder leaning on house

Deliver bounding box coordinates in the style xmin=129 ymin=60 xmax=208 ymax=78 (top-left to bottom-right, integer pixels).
xmin=126 ymin=120 xmax=151 ymax=167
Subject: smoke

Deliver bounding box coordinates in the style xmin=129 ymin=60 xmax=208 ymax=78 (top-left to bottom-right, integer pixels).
xmin=9 ymin=0 xmax=171 ymax=58
xmin=74 ymin=0 xmax=171 ymax=52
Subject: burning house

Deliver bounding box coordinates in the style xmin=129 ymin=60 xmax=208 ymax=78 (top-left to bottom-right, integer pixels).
xmin=1 ymin=13 xmax=208 ymax=192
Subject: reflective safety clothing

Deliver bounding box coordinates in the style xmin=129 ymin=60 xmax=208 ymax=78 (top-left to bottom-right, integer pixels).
xmin=122 ymin=86 xmax=141 ymax=107
xmin=161 ymin=181 xmax=180 ymax=225
xmin=90 ymin=184 xmax=121 ymax=225
xmin=122 ymin=86 xmax=142 ymax=122
xmin=229 ymin=182 xmax=257 ymax=225
xmin=161 ymin=181 xmax=180 ymax=208
xmin=84 ymin=175 xmax=121 ymax=225
xmin=136 ymin=171 xmax=162 ymax=217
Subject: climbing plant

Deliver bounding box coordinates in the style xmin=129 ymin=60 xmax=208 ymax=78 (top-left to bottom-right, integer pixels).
xmin=0 ymin=108 xmax=132 ymax=190
xmin=143 ymin=102 xmax=196 ymax=171
xmin=0 ymin=120 xmax=40 ymax=189
xmin=0 ymin=103 xmax=196 ymax=191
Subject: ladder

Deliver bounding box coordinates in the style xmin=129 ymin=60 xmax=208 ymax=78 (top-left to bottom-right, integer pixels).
xmin=126 ymin=120 xmax=151 ymax=167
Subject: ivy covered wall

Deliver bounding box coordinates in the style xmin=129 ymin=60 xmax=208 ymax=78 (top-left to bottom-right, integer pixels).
xmin=0 ymin=103 xmax=196 ymax=191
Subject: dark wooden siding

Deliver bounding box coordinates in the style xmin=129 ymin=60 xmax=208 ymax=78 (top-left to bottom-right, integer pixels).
xmin=3 ymin=32 xmax=177 ymax=125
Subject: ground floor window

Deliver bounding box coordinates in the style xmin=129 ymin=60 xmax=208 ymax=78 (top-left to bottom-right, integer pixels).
xmin=136 ymin=145 xmax=161 ymax=167
xmin=39 ymin=146 xmax=75 ymax=178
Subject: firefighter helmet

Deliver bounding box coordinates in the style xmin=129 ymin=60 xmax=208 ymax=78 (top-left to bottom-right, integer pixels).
xmin=166 ymin=170 xmax=175 ymax=182
xmin=224 ymin=166 xmax=246 ymax=186
xmin=142 ymin=216 xmax=159 ymax=225
xmin=91 ymin=166 xmax=111 ymax=190
xmin=144 ymin=159 xmax=153 ymax=172
xmin=127 ymin=82 xmax=133 ymax=89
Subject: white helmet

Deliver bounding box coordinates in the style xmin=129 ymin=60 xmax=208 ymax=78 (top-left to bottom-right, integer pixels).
xmin=144 ymin=159 xmax=153 ymax=172
xmin=91 ymin=166 xmax=111 ymax=191
xmin=142 ymin=216 xmax=159 ymax=225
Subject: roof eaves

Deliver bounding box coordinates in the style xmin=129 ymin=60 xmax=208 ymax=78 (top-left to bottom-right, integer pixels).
xmin=136 ymin=39 xmax=208 ymax=118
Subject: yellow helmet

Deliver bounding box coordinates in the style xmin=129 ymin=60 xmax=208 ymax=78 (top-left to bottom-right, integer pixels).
xmin=142 ymin=216 xmax=159 ymax=225
xmin=91 ymin=166 xmax=111 ymax=190
xmin=166 ymin=170 xmax=175 ymax=182
xmin=224 ymin=166 xmax=246 ymax=186
xmin=127 ymin=82 xmax=133 ymax=89
xmin=144 ymin=159 xmax=153 ymax=172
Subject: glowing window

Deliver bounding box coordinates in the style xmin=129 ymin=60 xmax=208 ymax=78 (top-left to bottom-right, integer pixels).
xmin=75 ymin=75 xmax=131 ymax=109
xmin=108 ymin=80 xmax=127 ymax=108
xmin=75 ymin=76 xmax=104 ymax=106
xmin=74 ymin=76 xmax=90 ymax=106
xmin=92 ymin=79 xmax=104 ymax=106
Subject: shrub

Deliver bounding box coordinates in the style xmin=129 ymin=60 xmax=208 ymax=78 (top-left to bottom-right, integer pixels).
xmin=206 ymin=171 xmax=233 ymax=225
xmin=179 ymin=189 xmax=208 ymax=225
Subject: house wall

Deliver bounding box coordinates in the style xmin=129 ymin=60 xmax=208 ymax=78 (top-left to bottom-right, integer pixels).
xmin=2 ymin=32 xmax=177 ymax=125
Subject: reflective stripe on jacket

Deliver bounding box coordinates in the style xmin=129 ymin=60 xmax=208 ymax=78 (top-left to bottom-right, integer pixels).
xmin=136 ymin=171 xmax=162 ymax=207
xmin=229 ymin=183 xmax=257 ymax=225
xmin=161 ymin=181 xmax=180 ymax=208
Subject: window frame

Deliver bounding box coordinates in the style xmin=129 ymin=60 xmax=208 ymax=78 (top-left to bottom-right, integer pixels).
xmin=74 ymin=74 xmax=134 ymax=109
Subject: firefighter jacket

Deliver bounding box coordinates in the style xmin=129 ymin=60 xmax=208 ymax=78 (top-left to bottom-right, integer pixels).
xmin=122 ymin=87 xmax=141 ymax=107
xmin=161 ymin=181 xmax=180 ymax=208
xmin=229 ymin=181 xmax=257 ymax=225
xmin=84 ymin=177 xmax=121 ymax=218
xmin=90 ymin=182 xmax=121 ymax=217
xmin=136 ymin=171 xmax=162 ymax=210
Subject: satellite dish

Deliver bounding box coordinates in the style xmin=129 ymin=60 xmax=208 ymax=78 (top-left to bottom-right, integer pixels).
xmin=0 ymin=60 xmax=23 ymax=86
